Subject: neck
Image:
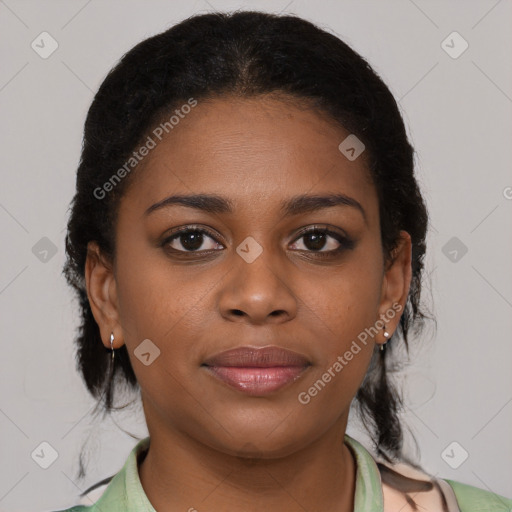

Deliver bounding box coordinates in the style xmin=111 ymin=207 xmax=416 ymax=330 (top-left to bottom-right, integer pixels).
xmin=138 ymin=417 xmax=356 ymax=512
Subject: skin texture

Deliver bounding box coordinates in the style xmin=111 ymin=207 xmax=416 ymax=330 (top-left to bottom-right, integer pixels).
xmin=85 ymin=94 xmax=412 ymax=512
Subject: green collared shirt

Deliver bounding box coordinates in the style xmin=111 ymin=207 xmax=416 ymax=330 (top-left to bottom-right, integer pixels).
xmin=54 ymin=435 xmax=512 ymax=512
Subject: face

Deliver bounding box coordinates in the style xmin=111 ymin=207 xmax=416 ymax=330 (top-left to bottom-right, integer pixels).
xmin=86 ymin=94 xmax=411 ymax=458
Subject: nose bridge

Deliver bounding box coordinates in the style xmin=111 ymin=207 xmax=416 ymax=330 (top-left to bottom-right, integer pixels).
xmin=237 ymin=236 xmax=282 ymax=290
xmin=218 ymin=234 xmax=297 ymax=323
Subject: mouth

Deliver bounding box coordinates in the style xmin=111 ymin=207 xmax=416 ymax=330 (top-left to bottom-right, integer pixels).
xmin=201 ymin=346 xmax=311 ymax=396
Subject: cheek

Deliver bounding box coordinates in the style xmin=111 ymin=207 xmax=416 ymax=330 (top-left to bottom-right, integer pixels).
xmin=294 ymin=244 xmax=383 ymax=402
xmin=309 ymin=250 xmax=384 ymax=351
xmin=114 ymin=258 xmax=210 ymax=406
xmin=114 ymin=239 xmax=210 ymax=357
xmin=295 ymin=266 xmax=382 ymax=423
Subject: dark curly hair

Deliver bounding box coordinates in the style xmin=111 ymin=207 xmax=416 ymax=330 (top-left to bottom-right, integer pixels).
xmin=63 ymin=9 xmax=432 ymax=484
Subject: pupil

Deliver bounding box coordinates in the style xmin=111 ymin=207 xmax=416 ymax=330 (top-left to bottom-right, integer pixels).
xmin=182 ymin=232 xmax=203 ymax=251
xmin=305 ymin=232 xmax=326 ymax=251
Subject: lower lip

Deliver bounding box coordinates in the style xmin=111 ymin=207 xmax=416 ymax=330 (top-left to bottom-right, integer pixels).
xmin=203 ymin=365 xmax=309 ymax=395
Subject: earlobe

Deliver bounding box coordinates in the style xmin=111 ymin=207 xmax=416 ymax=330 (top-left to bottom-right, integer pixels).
xmin=84 ymin=241 xmax=121 ymax=349
xmin=378 ymin=231 xmax=412 ymax=338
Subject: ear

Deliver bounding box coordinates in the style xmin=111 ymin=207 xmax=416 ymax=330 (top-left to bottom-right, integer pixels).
xmin=376 ymin=230 xmax=412 ymax=343
xmin=84 ymin=241 xmax=123 ymax=349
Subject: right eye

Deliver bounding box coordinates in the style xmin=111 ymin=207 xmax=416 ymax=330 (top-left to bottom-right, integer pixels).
xmin=161 ymin=226 xmax=224 ymax=253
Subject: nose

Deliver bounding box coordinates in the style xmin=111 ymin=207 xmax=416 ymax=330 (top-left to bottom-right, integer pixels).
xmin=217 ymin=248 xmax=298 ymax=325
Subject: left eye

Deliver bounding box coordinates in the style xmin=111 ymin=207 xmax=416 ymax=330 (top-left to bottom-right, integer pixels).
xmin=290 ymin=228 xmax=346 ymax=252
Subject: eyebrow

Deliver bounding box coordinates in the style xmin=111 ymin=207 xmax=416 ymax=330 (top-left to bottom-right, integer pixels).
xmin=144 ymin=193 xmax=367 ymax=223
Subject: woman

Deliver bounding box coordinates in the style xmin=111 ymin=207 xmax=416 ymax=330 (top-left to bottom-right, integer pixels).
xmin=57 ymin=10 xmax=511 ymax=512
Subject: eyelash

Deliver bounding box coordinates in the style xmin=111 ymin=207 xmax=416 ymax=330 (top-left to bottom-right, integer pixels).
xmin=161 ymin=225 xmax=355 ymax=259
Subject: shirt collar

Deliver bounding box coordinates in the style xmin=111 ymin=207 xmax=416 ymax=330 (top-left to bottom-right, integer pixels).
xmin=344 ymin=434 xmax=385 ymax=509
xmin=93 ymin=434 xmax=384 ymax=511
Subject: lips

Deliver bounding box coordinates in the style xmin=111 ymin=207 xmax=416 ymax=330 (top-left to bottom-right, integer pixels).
xmin=202 ymin=346 xmax=311 ymax=396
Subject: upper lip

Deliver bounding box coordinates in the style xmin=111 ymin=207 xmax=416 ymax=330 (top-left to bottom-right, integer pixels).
xmin=202 ymin=346 xmax=311 ymax=368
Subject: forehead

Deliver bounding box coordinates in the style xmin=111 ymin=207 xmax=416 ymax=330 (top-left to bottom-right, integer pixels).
xmin=122 ymin=94 xmax=377 ymax=220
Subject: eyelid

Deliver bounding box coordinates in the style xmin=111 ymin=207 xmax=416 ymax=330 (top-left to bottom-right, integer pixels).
xmin=291 ymin=224 xmax=350 ymax=242
xmin=163 ymin=224 xmax=225 ymax=243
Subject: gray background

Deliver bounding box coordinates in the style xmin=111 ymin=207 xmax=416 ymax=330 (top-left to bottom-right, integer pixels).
xmin=1 ymin=0 xmax=511 ymax=510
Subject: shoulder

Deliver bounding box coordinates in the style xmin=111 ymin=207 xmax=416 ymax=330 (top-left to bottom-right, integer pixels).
xmin=53 ymin=508 xmax=90 ymax=512
xmin=50 ymin=506 xmax=93 ymax=512
xmin=49 ymin=436 xmax=150 ymax=512
xmin=48 ymin=480 xmax=111 ymax=511
xmin=444 ymin=478 xmax=512 ymax=511
xmin=376 ymin=457 xmax=512 ymax=512
xmin=48 ymin=476 xmax=114 ymax=511
xmin=49 ymin=483 xmax=109 ymax=510
xmin=53 ymin=477 xmax=112 ymax=510
xmin=377 ymin=459 xmax=459 ymax=511
xmin=76 ymin=479 xmax=111 ymax=506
